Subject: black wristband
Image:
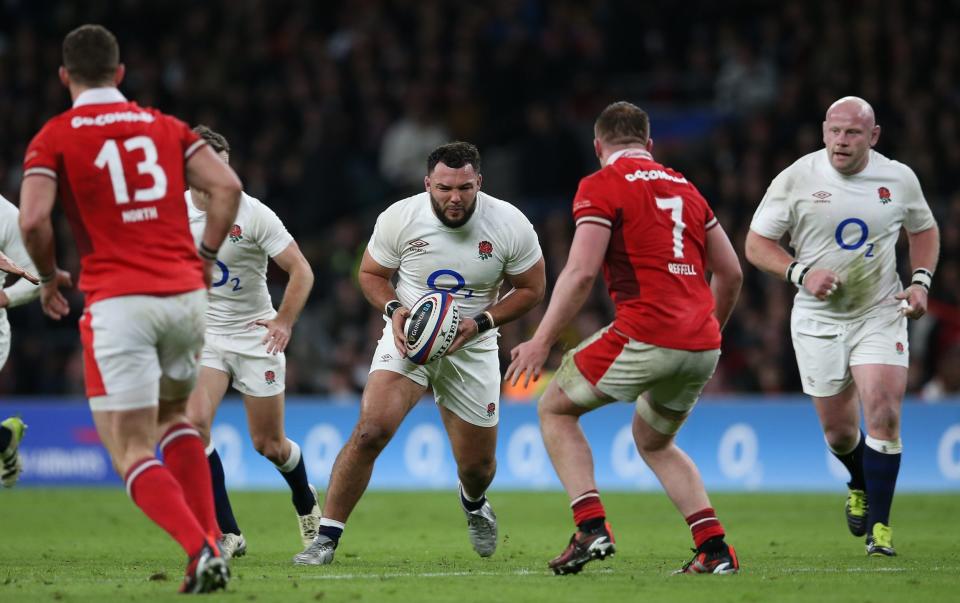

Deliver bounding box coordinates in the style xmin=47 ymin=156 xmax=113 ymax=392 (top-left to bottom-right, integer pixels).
xmin=911 ymin=268 xmax=932 ymax=291
xmin=473 ymin=311 xmax=495 ymax=332
xmin=39 ymin=270 xmax=56 ymax=284
xmin=797 ymin=265 xmax=811 ymax=286
xmin=198 ymin=242 xmax=218 ymax=261
xmin=385 ymin=300 xmax=403 ymax=318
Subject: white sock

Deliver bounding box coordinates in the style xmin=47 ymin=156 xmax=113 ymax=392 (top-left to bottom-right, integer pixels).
xmin=276 ymin=439 xmax=301 ymax=473
xmin=319 ymin=517 xmax=345 ymax=530
xmin=865 ymin=435 xmax=902 ymax=454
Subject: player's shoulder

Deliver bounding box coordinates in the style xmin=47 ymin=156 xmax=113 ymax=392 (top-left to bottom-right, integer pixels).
xmin=868 ymin=150 xmax=918 ymax=181
xmin=379 ymin=191 xmax=429 ymax=221
xmin=478 ymin=191 xmax=528 ymax=221
xmin=768 ymin=149 xmax=824 ymax=192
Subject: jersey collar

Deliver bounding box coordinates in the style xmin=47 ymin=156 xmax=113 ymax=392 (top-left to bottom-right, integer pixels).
xmin=605 ymin=148 xmax=653 ymax=166
xmin=73 ymin=87 xmax=127 ymax=108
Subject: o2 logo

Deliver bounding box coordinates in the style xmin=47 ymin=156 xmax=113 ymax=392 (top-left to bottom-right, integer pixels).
xmin=834 ymin=218 xmax=874 ymax=257
xmin=212 ymin=260 xmax=243 ymax=291
xmin=426 ymin=269 xmax=474 ymax=298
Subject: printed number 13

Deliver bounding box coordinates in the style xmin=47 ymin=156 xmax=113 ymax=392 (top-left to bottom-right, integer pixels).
xmin=655 ymin=196 xmax=685 ymax=259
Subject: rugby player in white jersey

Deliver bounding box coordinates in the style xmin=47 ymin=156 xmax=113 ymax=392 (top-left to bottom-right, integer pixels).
xmin=295 ymin=141 xmax=545 ymax=565
xmin=0 ymin=195 xmax=40 ymax=487
xmin=184 ymin=126 xmax=318 ymax=559
xmin=746 ymin=97 xmax=940 ymax=557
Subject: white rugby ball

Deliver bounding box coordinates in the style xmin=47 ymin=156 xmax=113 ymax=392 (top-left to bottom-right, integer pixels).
xmin=404 ymin=291 xmax=461 ymax=365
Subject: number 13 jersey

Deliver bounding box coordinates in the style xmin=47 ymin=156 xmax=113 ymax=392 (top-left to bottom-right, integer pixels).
xmin=572 ymin=149 xmax=721 ymax=351
xmin=23 ymin=87 xmax=206 ymax=305
xmin=750 ymin=149 xmax=936 ymax=322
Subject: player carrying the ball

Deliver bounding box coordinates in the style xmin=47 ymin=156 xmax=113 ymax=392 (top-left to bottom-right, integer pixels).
xmin=506 ymin=102 xmax=743 ymax=575
xmin=295 ymin=141 xmax=545 ymax=566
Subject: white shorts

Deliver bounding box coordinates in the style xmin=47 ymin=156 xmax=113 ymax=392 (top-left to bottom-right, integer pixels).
xmin=82 ymin=290 xmax=206 ymax=411
xmin=791 ymin=310 xmax=909 ymax=398
xmin=369 ymin=320 xmax=500 ymax=427
xmin=201 ymin=328 xmax=285 ymax=397
xmin=555 ymin=324 xmax=720 ymax=435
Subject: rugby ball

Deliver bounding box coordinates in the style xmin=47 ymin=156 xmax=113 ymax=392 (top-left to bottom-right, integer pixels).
xmin=404 ymin=291 xmax=461 ymax=365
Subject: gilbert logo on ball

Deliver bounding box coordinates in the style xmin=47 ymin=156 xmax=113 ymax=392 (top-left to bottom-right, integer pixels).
xmin=405 ymin=291 xmax=461 ymax=365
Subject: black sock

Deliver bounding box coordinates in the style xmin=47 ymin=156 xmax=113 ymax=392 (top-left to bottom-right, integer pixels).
xmin=578 ymin=517 xmax=606 ymax=533
xmin=277 ymin=443 xmax=315 ymax=516
xmin=460 ymin=487 xmax=486 ymax=512
xmin=832 ymin=431 xmax=866 ymax=490
xmin=208 ymin=448 xmax=242 ymax=535
xmin=318 ymin=524 xmax=343 ymax=544
xmin=0 ymin=425 xmax=11 ymax=453
xmin=864 ymin=444 xmax=901 ymax=528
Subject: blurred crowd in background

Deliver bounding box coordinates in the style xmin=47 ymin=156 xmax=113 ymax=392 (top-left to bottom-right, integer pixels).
xmin=0 ymin=0 xmax=957 ymax=400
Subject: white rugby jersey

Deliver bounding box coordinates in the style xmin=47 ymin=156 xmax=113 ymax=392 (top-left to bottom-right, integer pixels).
xmin=0 ymin=196 xmax=40 ymax=343
xmin=186 ymin=191 xmax=293 ymax=335
xmin=367 ymin=191 xmax=542 ymax=346
xmin=751 ymin=149 xmax=936 ymax=322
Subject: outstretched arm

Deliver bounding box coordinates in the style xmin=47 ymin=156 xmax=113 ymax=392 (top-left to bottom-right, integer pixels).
xmin=745 ymin=230 xmax=840 ymax=301
xmin=504 ymin=223 xmax=609 ymax=387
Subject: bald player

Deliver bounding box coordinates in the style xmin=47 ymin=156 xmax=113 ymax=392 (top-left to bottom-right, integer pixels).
xmin=746 ymin=97 xmax=940 ymax=557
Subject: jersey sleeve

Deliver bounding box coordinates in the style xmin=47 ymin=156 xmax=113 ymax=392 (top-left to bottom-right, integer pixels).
xmin=750 ymin=167 xmax=795 ymax=239
xmin=170 ymin=115 xmax=207 ymax=161
xmin=504 ymin=212 xmax=543 ymax=276
xmin=0 ymin=199 xmax=40 ymax=308
xmin=900 ymin=164 xmax=937 ymax=233
xmin=366 ymin=209 xmax=402 ymax=269
xmin=572 ymin=174 xmax=616 ymax=229
xmin=251 ymin=199 xmax=295 ymax=258
xmin=23 ymin=122 xmax=59 ymax=181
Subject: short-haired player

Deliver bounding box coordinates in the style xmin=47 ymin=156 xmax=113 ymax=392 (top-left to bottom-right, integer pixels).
xmin=184 ymin=126 xmax=318 ymax=559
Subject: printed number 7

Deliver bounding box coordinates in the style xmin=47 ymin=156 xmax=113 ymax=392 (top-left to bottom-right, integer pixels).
xmin=655 ymin=196 xmax=685 ymax=259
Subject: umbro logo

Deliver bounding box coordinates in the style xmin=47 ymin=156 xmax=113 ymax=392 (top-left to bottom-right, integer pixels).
xmin=812 ymin=191 xmax=832 ymax=203
xmin=406 ymin=239 xmax=429 ymax=254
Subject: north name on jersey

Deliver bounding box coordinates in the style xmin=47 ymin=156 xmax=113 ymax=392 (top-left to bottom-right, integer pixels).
xmin=367 ymin=191 xmax=542 ymax=347
xmin=750 ymin=149 xmax=936 ymax=322
xmin=572 ymin=149 xmax=721 ymax=351
xmin=186 ymin=190 xmax=293 ymax=335
xmin=22 ymin=88 xmax=206 ymax=305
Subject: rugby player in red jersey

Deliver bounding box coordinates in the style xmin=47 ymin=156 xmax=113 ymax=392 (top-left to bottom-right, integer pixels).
xmin=18 ymin=24 xmax=241 ymax=594
xmin=506 ymin=101 xmax=743 ymax=575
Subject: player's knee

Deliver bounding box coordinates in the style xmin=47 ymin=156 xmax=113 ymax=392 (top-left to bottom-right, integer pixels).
xmin=351 ymin=421 xmax=394 ymax=455
xmin=252 ymin=434 xmax=285 ymax=463
xmin=823 ymin=426 xmax=860 ymax=452
xmin=459 ymin=456 xmax=497 ymax=486
xmin=866 ymin=406 xmax=901 ymax=439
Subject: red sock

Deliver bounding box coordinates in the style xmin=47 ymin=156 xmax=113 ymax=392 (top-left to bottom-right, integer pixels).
xmin=685 ymin=507 xmax=725 ymax=548
xmin=571 ymin=490 xmax=606 ymax=527
xmin=125 ymin=457 xmax=207 ymax=557
xmin=160 ymin=423 xmax=220 ymax=538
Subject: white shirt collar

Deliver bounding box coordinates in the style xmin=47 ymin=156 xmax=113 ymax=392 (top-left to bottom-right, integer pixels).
xmin=605 ymin=148 xmax=653 ymax=166
xmin=73 ymin=87 xmax=127 ymax=108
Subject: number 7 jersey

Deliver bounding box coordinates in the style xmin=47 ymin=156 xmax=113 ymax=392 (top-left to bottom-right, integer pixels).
xmin=23 ymin=88 xmax=206 ymax=305
xmin=572 ymin=149 xmax=721 ymax=351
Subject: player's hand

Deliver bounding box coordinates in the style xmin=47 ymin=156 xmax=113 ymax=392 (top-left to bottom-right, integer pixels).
xmin=445 ymin=317 xmax=478 ymax=356
xmin=0 ymin=251 xmax=39 ymax=285
xmin=391 ymin=306 xmax=411 ymax=356
xmin=253 ymin=317 xmax=293 ymax=354
xmin=895 ymin=285 xmax=928 ymax=319
xmin=803 ymin=268 xmax=842 ymax=301
xmin=504 ymin=338 xmax=551 ymax=388
xmin=202 ymin=258 xmax=215 ymax=288
xmin=39 ymin=269 xmax=72 ymax=320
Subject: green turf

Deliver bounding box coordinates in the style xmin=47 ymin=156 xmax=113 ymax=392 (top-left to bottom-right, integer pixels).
xmin=1 ymin=489 xmax=957 ymax=602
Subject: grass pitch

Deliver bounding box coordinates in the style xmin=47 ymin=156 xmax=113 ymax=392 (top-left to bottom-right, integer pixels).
xmin=1 ymin=489 xmax=957 ymax=602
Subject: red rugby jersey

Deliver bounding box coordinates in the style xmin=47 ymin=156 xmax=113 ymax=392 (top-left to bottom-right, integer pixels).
xmin=572 ymin=149 xmax=721 ymax=351
xmin=23 ymin=88 xmax=207 ymax=305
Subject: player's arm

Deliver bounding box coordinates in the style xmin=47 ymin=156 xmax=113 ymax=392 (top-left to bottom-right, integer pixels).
xmin=19 ymin=175 xmax=72 ymax=319
xmin=504 ymin=223 xmax=609 ymax=386
xmin=186 ymin=145 xmax=242 ymax=286
xmin=254 ymin=241 xmax=314 ymax=355
xmin=704 ymin=224 xmax=742 ymax=331
xmin=358 ymin=248 xmax=407 ymax=354
xmin=894 ymin=225 xmax=940 ymax=319
xmin=744 ymin=230 xmax=839 ymax=301
xmin=447 ymin=257 xmax=546 ymax=355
